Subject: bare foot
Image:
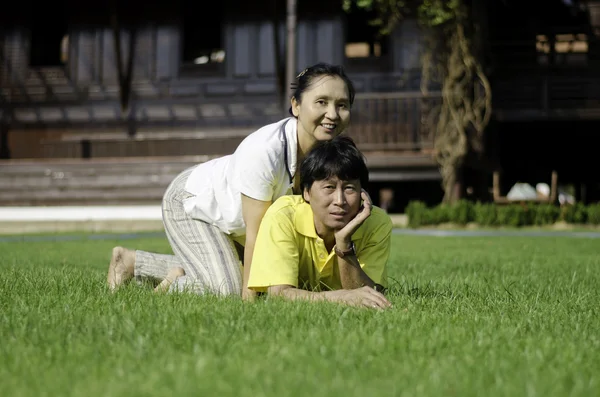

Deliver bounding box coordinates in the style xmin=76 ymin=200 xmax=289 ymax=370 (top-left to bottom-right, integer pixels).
xmin=154 ymin=267 xmax=186 ymax=293
xmin=107 ymin=246 xmax=136 ymax=291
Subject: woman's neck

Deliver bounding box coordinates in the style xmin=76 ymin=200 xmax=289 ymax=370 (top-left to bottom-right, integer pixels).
xmin=296 ymin=123 xmax=316 ymax=166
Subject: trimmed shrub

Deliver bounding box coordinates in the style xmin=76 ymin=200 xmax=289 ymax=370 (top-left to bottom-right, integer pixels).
xmin=404 ymin=200 xmax=600 ymax=228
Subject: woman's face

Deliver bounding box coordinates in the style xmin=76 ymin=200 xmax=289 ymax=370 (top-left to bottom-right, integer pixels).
xmin=291 ymin=75 xmax=351 ymax=144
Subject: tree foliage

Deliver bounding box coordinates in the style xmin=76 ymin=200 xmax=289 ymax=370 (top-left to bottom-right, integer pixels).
xmin=344 ymin=0 xmax=492 ymax=202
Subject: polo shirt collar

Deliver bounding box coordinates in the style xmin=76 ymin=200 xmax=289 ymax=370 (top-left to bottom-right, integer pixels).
xmin=295 ymin=200 xmax=318 ymax=238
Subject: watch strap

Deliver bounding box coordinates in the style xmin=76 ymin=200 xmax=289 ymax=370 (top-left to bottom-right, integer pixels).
xmin=334 ymin=242 xmax=356 ymax=258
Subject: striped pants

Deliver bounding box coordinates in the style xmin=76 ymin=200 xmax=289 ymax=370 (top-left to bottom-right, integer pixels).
xmin=134 ymin=166 xmax=243 ymax=296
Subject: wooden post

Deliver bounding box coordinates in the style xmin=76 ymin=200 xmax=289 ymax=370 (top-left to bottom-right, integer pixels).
xmin=81 ymin=139 xmax=91 ymax=159
xmin=549 ymin=170 xmax=558 ymax=203
xmin=412 ymin=97 xmax=419 ymax=151
xmin=111 ymin=2 xmax=136 ymax=119
xmin=492 ymin=171 xmax=501 ymax=201
xmin=284 ymin=0 xmax=297 ymax=115
xmin=575 ymin=182 xmax=586 ymax=204
xmin=0 ymin=123 xmax=10 ymax=159
xmin=379 ymin=188 xmax=394 ymax=212
xmin=271 ymin=0 xmax=285 ymax=111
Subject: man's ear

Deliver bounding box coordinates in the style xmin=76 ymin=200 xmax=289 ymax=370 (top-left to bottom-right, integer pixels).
xmin=291 ymin=97 xmax=300 ymax=117
xmin=302 ymin=187 xmax=310 ymax=203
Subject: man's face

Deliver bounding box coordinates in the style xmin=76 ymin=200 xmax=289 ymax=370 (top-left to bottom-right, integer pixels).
xmin=291 ymin=75 xmax=351 ymax=144
xmin=303 ymin=176 xmax=362 ymax=236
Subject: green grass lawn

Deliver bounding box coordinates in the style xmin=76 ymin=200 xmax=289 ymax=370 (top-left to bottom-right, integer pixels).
xmin=1 ymin=234 xmax=599 ymax=397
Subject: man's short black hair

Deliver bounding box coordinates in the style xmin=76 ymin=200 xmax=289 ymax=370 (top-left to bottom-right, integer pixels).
xmin=300 ymin=136 xmax=369 ymax=192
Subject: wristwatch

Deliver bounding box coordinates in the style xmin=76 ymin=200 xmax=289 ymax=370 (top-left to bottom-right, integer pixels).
xmin=334 ymin=242 xmax=356 ymax=258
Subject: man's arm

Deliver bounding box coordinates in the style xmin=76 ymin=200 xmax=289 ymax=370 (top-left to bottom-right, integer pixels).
xmin=268 ymin=284 xmax=391 ymax=310
xmin=334 ymin=242 xmax=376 ymax=290
xmin=333 ymin=190 xmax=386 ymax=290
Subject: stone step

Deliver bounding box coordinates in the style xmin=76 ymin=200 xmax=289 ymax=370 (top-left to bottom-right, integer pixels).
xmin=0 ymin=186 xmax=167 ymax=206
xmin=0 ymin=163 xmax=195 ymax=177
xmin=0 ymin=157 xmax=207 ymax=176
xmin=39 ymin=137 xmax=245 ymax=159
xmin=0 ymin=157 xmax=201 ymax=206
xmin=0 ymin=152 xmax=438 ymax=206
xmin=0 ymin=173 xmax=176 ymax=190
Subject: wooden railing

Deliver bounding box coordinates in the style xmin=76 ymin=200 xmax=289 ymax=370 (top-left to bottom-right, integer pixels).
xmin=0 ymin=51 xmax=444 ymax=158
xmin=2 ymin=45 xmax=600 ymax=160
xmin=3 ymin=68 xmax=599 ymax=128
xmin=348 ymin=91 xmax=441 ymax=152
xmin=492 ymin=71 xmax=600 ymax=119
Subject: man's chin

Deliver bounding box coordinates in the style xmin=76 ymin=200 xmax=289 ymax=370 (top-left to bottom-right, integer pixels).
xmin=329 ymin=212 xmax=359 ymax=229
xmin=328 ymin=220 xmax=350 ymax=231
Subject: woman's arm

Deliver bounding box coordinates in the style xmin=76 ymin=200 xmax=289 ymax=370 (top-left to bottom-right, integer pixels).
xmin=241 ymin=194 xmax=272 ymax=301
xmin=268 ymin=284 xmax=391 ymax=310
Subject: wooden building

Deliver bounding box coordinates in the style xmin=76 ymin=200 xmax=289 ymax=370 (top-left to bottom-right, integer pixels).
xmin=1 ymin=0 xmax=599 ymax=207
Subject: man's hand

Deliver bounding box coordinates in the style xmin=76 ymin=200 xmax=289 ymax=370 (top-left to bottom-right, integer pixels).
xmin=328 ymin=286 xmax=392 ymax=310
xmin=334 ymin=189 xmax=373 ymax=248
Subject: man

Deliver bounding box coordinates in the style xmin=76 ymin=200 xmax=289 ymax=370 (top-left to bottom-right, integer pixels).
xmin=247 ymin=136 xmax=393 ymax=310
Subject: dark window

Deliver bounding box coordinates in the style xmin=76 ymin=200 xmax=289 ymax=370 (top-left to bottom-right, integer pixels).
xmin=181 ymin=0 xmax=225 ymax=70
xmin=343 ymin=4 xmax=390 ymax=72
xmin=536 ymin=33 xmax=589 ymax=66
xmin=30 ymin=7 xmax=68 ymax=67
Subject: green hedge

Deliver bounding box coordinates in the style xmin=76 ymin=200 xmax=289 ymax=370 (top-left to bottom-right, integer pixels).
xmin=405 ymin=200 xmax=600 ymax=228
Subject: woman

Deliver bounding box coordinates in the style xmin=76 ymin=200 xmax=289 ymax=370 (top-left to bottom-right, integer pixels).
xmin=107 ymin=62 xmax=356 ymax=300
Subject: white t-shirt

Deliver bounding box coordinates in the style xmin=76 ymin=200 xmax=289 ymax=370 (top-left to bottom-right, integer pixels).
xmin=183 ymin=117 xmax=298 ymax=237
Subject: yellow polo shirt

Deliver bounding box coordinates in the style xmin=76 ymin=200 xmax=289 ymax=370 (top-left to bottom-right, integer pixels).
xmin=247 ymin=195 xmax=392 ymax=292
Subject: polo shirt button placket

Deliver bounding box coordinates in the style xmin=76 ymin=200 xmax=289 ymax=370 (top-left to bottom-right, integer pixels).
xmin=316 ymin=240 xmax=326 ymax=260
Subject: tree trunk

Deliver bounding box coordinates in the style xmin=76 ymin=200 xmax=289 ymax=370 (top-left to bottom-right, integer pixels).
xmin=432 ymin=18 xmax=491 ymax=204
xmin=440 ymin=161 xmax=461 ymax=203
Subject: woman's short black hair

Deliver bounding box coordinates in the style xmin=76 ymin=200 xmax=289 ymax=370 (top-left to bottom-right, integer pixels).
xmin=289 ymin=63 xmax=356 ymax=117
xmin=300 ymin=136 xmax=369 ymax=192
